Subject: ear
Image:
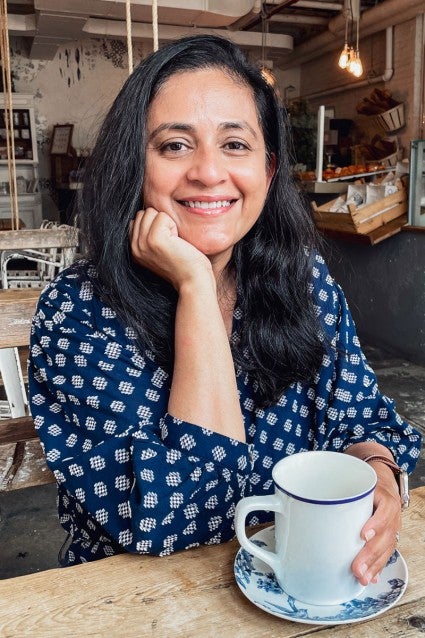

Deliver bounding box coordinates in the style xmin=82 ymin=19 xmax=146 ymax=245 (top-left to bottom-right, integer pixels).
xmin=266 ymin=153 xmax=276 ymax=189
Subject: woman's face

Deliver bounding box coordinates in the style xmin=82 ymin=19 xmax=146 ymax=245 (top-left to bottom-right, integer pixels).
xmin=143 ymin=67 xmax=274 ymax=269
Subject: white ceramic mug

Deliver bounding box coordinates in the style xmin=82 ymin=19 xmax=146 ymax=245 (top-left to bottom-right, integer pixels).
xmin=235 ymin=450 xmax=377 ymax=605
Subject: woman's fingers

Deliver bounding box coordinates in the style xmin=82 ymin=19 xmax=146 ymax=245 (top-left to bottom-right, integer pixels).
xmin=130 ymin=208 xmax=174 ymax=262
xmin=351 ymin=484 xmax=401 ymax=585
xmin=131 ymin=208 xmax=162 ymax=250
xmin=354 ymin=525 xmax=399 ymax=586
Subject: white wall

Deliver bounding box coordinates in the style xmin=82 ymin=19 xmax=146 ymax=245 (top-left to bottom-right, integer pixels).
xmin=11 ymin=37 xmax=150 ymax=183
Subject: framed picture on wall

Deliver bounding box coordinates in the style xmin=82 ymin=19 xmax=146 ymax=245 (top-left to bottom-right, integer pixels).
xmin=50 ymin=124 xmax=73 ymax=155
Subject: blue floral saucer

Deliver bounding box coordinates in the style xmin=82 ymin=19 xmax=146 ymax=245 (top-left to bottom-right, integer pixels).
xmin=234 ymin=526 xmax=408 ymax=625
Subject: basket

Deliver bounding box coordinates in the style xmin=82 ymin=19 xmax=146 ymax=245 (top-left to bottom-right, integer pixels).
xmin=379 ymin=148 xmax=404 ymax=167
xmin=371 ymin=103 xmax=405 ymax=133
xmin=311 ymin=184 xmax=407 ymax=244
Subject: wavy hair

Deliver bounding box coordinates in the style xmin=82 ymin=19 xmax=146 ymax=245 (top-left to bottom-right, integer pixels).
xmin=78 ymin=34 xmax=325 ymax=406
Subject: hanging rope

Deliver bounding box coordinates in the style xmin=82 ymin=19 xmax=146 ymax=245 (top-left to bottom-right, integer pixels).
xmin=126 ymin=1 xmax=158 ymax=74
xmin=125 ymin=0 xmax=133 ymax=74
xmin=152 ymin=0 xmax=159 ymax=52
xmin=0 ymin=0 xmax=19 ymax=230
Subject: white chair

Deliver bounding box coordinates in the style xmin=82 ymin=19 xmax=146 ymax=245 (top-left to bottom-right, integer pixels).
xmin=0 ymin=221 xmax=79 ymax=289
xmin=0 ymin=223 xmax=79 ymax=420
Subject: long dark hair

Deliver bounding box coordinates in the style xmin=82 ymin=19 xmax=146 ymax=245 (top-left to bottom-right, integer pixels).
xmin=78 ymin=34 xmax=325 ymax=406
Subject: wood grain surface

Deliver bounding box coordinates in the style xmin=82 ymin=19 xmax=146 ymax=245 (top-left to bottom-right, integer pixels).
xmin=0 ymin=227 xmax=79 ymax=251
xmin=0 ymin=288 xmax=40 ymax=348
xmin=0 ymin=487 xmax=423 ymax=637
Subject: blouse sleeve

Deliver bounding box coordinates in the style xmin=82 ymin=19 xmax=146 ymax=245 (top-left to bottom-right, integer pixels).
xmin=311 ymin=255 xmax=422 ymax=472
xmin=29 ymin=265 xmax=252 ymax=556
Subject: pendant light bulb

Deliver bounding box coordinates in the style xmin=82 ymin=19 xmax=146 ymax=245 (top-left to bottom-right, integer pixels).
xmin=348 ymin=50 xmax=363 ymax=77
xmin=338 ymin=43 xmax=350 ymax=69
xmin=349 ymin=13 xmax=364 ymax=78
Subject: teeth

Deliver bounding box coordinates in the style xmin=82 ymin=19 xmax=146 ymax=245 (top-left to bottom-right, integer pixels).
xmin=184 ymin=200 xmax=231 ymax=209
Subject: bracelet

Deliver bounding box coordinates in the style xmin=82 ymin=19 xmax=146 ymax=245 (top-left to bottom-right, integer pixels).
xmin=362 ymin=454 xmax=400 ymax=473
xmin=362 ymin=454 xmax=409 ymax=510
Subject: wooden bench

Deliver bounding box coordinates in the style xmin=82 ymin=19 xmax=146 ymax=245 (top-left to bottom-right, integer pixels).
xmin=0 ymin=288 xmax=55 ymax=491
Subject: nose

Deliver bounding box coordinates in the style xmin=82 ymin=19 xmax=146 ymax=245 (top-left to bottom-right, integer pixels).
xmin=185 ymin=146 xmax=228 ymax=187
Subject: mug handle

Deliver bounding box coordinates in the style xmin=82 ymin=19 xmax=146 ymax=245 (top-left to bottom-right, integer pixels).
xmin=235 ymin=494 xmax=282 ymax=575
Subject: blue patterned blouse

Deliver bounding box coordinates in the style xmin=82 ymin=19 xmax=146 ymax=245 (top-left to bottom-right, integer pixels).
xmin=28 ymin=255 xmax=422 ymax=565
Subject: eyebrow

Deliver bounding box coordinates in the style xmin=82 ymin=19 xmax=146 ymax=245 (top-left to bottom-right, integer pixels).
xmin=148 ymin=120 xmax=258 ymax=141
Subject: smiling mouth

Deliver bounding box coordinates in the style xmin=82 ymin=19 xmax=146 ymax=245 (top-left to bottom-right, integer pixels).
xmin=179 ymin=199 xmax=236 ymax=211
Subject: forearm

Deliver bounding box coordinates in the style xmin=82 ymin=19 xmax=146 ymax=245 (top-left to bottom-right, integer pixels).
xmin=168 ymin=277 xmax=245 ymax=442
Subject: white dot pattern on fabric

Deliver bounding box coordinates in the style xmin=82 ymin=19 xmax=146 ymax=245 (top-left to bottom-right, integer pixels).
xmin=28 ymin=258 xmax=422 ymax=565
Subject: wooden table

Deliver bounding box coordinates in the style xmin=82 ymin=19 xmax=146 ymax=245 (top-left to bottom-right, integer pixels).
xmin=1 ymin=487 xmax=424 ymax=637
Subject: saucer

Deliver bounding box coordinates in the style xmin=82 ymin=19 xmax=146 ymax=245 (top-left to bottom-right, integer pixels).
xmin=234 ymin=526 xmax=408 ymax=625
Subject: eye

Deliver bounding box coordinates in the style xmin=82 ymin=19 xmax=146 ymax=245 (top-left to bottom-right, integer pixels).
xmin=223 ymin=140 xmax=250 ymax=153
xmin=158 ymin=140 xmax=192 ymax=155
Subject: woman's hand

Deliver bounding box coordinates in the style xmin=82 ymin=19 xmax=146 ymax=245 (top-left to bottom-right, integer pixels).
xmin=351 ymin=462 xmax=401 ymax=585
xmin=130 ymin=207 xmax=213 ymax=292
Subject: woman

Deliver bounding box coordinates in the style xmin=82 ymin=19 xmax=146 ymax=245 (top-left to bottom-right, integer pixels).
xmin=29 ymin=35 xmax=421 ymax=586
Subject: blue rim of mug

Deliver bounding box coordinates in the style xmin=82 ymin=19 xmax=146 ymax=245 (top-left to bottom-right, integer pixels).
xmin=275 ymin=482 xmax=376 ymax=505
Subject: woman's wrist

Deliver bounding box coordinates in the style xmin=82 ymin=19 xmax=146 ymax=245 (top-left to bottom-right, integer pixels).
xmin=343 ymin=441 xmax=404 ymax=503
xmin=344 ymin=441 xmax=395 ymax=463
xmin=363 ymin=455 xmax=409 ymax=509
xmin=176 ymin=266 xmax=217 ymax=297
xmin=368 ymin=461 xmax=400 ymax=495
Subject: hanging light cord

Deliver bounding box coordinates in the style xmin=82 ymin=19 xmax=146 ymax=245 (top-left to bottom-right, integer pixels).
xmin=260 ymin=1 xmax=270 ymax=65
xmin=0 ymin=0 xmax=19 ymax=230
xmin=343 ymin=5 xmax=349 ymax=45
xmin=355 ymin=11 xmax=360 ymax=54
